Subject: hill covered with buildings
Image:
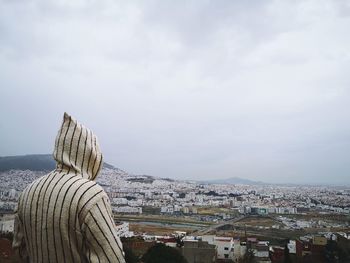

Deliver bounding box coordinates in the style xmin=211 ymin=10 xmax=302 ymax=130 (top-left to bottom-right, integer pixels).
xmin=0 ymin=154 xmax=116 ymax=172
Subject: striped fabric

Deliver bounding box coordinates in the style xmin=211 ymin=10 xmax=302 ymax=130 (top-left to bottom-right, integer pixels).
xmin=13 ymin=113 xmax=125 ymax=263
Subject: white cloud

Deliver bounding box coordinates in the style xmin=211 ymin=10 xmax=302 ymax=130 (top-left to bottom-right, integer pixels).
xmin=0 ymin=0 xmax=349 ymax=184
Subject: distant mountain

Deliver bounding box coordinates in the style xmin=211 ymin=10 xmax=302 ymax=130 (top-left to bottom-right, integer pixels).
xmin=200 ymin=177 xmax=264 ymax=185
xmin=0 ymin=154 xmax=115 ymax=172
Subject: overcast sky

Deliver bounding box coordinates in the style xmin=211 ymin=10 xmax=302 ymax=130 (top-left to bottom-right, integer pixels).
xmin=1 ymin=0 xmax=349 ymax=185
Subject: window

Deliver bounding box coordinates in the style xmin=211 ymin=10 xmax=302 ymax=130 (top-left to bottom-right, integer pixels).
xmin=224 ymin=247 xmax=229 ymax=250
xmin=224 ymin=254 xmax=229 ymax=258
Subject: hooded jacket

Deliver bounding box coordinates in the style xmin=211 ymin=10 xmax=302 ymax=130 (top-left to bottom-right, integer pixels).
xmin=13 ymin=113 xmax=125 ymax=263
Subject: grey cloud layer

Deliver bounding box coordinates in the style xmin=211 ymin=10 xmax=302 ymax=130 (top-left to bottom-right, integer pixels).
xmin=1 ymin=0 xmax=349 ymax=184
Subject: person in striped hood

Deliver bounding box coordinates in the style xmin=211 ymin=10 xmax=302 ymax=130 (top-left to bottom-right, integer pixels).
xmin=13 ymin=113 xmax=125 ymax=263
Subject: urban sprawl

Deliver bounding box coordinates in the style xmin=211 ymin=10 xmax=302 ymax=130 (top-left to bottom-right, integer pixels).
xmin=0 ymin=168 xmax=349 ymax=262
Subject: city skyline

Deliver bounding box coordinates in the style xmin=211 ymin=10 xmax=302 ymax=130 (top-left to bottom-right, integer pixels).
xmin=1 ymin=1 xmax=350 ymax=185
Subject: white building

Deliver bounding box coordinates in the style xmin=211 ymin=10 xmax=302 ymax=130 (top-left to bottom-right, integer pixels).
xmin=255 ymin=241 xmax=269 ymax=258
xmin=287 ymin=240 xmax=296 ymax=254
xmin=161 ymin=206 xmax=174 ymax=214
xmin=115 ymin=222 xmax=133 ymax=237
xmin=201 ymin=235 xmax=233 ymax=259
xmin=113 ymin=206 xmax=142 ymax=214
xmin=0 ymin=218 xmax=14 ymax=233
xmin=213 ymin=237 xmax=234 ymax=260
xmin=182 ymin=207 xmax=190 ymax=214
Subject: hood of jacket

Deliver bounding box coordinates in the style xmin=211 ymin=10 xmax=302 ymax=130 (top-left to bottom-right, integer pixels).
xmin=53 ymin=112 xmax=103 ymax=180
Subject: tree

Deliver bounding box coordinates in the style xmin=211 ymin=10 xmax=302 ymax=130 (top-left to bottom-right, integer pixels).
xmin=325 ymin=240 xmax=339 ymax=263
xmin=142 ymin=243 xmax=188 ymax=263
xmin=124 ymin=247 xmax=139 ymax=263
xmin=284 ymin=244 xmax=291 ymax=263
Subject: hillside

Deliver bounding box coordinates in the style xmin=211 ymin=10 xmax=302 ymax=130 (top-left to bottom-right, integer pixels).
xmin=0 ymin=155 xmax=263 ymax=186
xmin=0 ymin=154 xmax=115 ymax=172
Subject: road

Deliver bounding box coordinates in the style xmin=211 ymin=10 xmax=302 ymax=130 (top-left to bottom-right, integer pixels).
xmin=191 ymin=215 xmax=246 ymax=235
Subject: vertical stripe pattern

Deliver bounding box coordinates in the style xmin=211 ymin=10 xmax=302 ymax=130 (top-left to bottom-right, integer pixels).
xmin=13 ymin=112 xmax=125 ymax=263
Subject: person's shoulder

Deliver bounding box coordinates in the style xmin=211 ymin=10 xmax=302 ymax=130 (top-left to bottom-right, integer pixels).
xmin=76 ymin=180 xmax=108 ymax=221
xmin=73 ymin=177 xmax=105 ymax=193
